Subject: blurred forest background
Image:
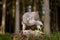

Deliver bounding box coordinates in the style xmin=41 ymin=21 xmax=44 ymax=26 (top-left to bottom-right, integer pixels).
xmin=0 ymin=0 xmax=60 ymax=40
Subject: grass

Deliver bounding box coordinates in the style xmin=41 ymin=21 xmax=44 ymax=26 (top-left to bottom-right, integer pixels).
xmin=0 ymin=33 xmax=12 ymax=40
xmin=50 ymin=32 xmax=60 ymax=40
xmin=44 ymin=32 xmax=60 ymax=40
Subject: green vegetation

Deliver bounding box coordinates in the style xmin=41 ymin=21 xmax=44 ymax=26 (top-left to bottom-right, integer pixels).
xmin=50 ymin=32 xmax=60 ymax=40
xmin=0 ymin=33 xmax=12 ymax=40
xmin=44 ymin=32 xmax=60 ymax=40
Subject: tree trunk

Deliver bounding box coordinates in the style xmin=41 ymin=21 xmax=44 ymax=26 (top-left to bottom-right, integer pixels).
xmin=22 ymin=0 xmax=25 ymax=13
xmin=1 ymin=0 xmax=6 ymax=34
xmin=55 ymin=1 xmax=59 ymax=32
xmin=33 ymin=0 xmax=36 ymax=11
xmin=15 ymin=0 xmax=20 ymax=34
xmin=43 ymin=0 xmax=50 ymax=36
